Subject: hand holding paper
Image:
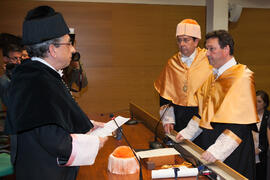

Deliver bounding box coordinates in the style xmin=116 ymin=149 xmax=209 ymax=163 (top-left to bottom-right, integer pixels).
xmin=90 ymin=116 xmax=130 ymax=137
xmin=87 ymin=120 xmax=105 ymax=134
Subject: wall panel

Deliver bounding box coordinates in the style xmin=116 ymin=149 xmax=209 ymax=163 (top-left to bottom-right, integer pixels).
xmin=0 ymin=1 xmax=207 ymax=117
xmin=1 ymin=1 xmax=270 ymax=117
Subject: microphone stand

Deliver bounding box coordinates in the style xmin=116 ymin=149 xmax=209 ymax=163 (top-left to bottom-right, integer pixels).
xmin=125 ymin=111 xmax=138 ymax=125
xmin=110 ymin=114 xmax=143 ymax=180
xmin=149 ymin=102 xmax=172 ymax=149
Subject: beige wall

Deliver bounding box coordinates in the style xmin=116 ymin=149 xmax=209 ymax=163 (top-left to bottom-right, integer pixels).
xmin=0 ymin=1 xmax=269 ymax=117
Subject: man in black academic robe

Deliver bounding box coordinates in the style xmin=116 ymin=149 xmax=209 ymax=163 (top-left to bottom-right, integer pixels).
xmin=5 ymin=6 xmax=108 ymax=180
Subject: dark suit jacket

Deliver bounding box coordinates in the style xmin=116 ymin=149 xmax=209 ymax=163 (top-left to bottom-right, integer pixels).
xmin=259 ymin=110 xmax=270 ymax=164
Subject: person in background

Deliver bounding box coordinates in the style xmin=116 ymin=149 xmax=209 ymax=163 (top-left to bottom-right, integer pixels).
xmin=254 ymin=90 xmax=269 ymax=180
xmin=21 ymin=48 xmax=29 ymax=60
xmin=63 ymin=57 xmax=88 ymax=92
xmin=267 ymin=114 xmax=270 ymax=180
xmin=5 ymin=5 xmax=107 ymax=180
xmin=1 ymin=43 xmax=23 ymax=80
xmin=0 ymin=34 xmax=23 ymax=131
xmin=0 ymin=33 xmax=23 ymax=73
xmin=154 ymin=19 xmax=212 ymax=135
xmin=0 ymin=50 xmax=4 ymax=132
xmin=176 ymin=30 xmax=259 ymax=180
xmin=0 ymin=42 xmax=23 ymax=107
xmin=62 ymin=29 xmax=88 ymax=93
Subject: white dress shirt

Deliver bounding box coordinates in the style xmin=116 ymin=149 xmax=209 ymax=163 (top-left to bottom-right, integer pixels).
xmin=213 ymin=57 xmax=237 ymax=79
xmin=181 ymin=49 xmax=197 ymax=68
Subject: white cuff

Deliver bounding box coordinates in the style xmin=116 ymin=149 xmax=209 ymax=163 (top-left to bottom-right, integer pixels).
xmin=160 ymin=106 xmax=175 ymax=125
xmin=64 ymin=134 xmax=100 ymax=166
xmin=179 ymin=119 xmax=202 ymax=141
xmin=207 ymin=131 xmax=241 ymax=162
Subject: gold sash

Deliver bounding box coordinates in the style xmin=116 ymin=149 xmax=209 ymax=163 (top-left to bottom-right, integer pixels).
xmin=154 ymin=47 xmax=212 ymax=107
xmin=197 ymin=64 xmax=259 ymax=129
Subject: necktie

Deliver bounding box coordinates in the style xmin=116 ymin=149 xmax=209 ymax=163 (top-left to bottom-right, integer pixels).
xmin=213 ymin=69 xmax=218 ymax=79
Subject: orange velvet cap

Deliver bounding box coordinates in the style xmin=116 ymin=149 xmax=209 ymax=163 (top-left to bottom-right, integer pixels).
xmin=112 ymin=146 xmax=135 ymax=158
xmin=176 ymin=19 xmax=201 ymax=39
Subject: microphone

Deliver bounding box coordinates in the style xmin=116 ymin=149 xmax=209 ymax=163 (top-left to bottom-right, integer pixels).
xmin=125 ymin=111 xmax=138 ymax=125
xmin=109 ymin=114 xmax=143 ymax=180
xmin=149 ymin=102 xmax=172 ymax=149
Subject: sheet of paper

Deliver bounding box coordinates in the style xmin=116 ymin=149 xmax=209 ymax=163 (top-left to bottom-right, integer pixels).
xmin=90 ymin=116 xmax=130 ymax=137
xmin=136 ymin=148 xmax=180 ymax=159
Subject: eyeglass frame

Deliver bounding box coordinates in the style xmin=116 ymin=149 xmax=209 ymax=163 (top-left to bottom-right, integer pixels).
xmin=7 ymin=56 xmax=22 ymax=62
xmin=176 ymin=37 xmax=195 ymax=44
xmin=53 ymin=42 xmax=73 ymax=46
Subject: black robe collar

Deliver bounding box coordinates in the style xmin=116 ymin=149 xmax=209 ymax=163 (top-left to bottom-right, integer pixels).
xmin=5 ymin=59 xmax=93 ymax=134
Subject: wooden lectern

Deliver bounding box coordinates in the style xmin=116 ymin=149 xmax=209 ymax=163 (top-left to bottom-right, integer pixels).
xmin=129 ymin=102 xmax=248 ymax=180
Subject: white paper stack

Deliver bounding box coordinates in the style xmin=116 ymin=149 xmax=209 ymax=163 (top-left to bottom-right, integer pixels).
xmin=136 ymin=148 xmax=180 ymax=159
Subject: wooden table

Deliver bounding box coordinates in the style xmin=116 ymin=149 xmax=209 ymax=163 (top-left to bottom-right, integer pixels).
xmin=76 ymin=112 xmax=207 ymax=180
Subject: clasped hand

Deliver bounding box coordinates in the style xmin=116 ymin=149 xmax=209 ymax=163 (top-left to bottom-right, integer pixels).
xmin=87 ymin=120 xmax=108 ymax=149
xmin=175 ymin=132 xmax=216 ymax=163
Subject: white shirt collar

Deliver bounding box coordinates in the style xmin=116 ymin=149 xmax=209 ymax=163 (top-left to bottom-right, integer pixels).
xmin=31 ymin=57 xmax=63 ymax=77
xmin=213 ymin=57 xmax=237 ymax=79
xmin=180 ymin=49 xmax=197 ymax=67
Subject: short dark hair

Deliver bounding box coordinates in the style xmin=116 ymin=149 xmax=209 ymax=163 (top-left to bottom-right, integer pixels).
xmin=205 ymin=30 xmax=234 ymax=55
xmin=256 ymin=90 xmax=269 ymax=109
xmin=2 ymin=43 xmax=24 ymax=57
xmin=0 ymin=33 xmax=22 ymax=49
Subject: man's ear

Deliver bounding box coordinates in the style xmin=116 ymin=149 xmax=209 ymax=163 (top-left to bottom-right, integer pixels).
xmin=48 ymin=44 xmax=57 ymax=58
xmin=195 ymin=38 xmax=200 ymax=46
xmin=222 ymin=45 xmax=230 ymax=56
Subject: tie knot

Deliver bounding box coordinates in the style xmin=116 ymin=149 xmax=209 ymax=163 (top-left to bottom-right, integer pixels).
xmin=213 ymin=69 xmax=218 ymax=79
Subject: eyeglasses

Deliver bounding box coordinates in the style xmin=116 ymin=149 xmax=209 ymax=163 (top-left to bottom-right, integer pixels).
xmin=53 ymin=42 xmax=73 ymax=46
xmin=7 ymin=56 xmax=22 ymax=61
xmin=177 ymin=38 xmax=193 ymax=43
